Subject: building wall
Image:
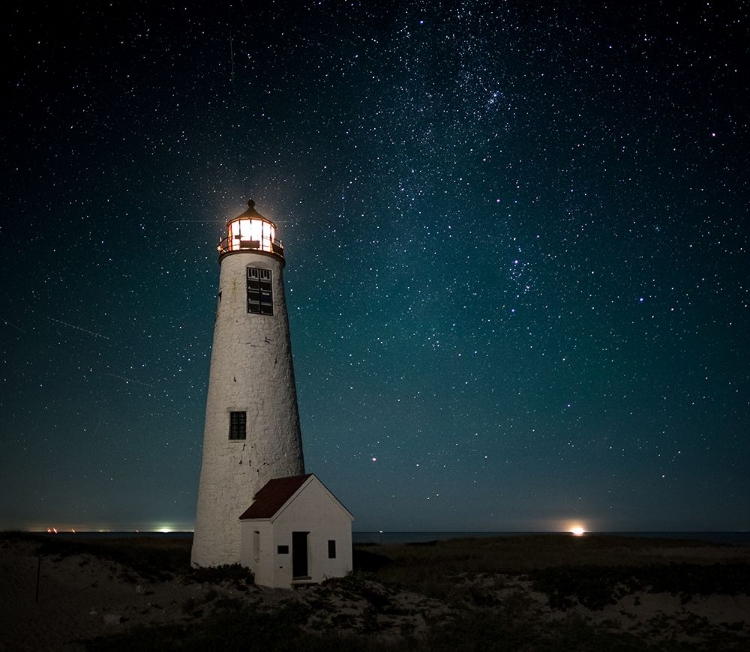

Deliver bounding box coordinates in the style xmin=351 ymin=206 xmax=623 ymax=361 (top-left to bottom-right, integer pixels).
xmin=239 ymin=520 xmax=274 ymax=586
xmin=192 ymin=251 xmax=305 ymax=567
xmin=240 ymin=480 xmax=353 ymax=588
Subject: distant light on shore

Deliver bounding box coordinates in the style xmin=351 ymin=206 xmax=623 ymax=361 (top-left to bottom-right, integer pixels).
xmin=571 ymin=526 xmax=585 ymax=536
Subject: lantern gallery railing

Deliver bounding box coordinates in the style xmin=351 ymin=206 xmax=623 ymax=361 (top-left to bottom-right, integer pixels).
xmin=218 ymin=214 xmax=285 ymax=259
xmin=218 ymin=236 xmax=285 ymax=257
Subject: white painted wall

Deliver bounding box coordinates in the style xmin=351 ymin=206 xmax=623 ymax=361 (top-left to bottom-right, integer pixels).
xmin=240 ymin=478 xmax=353 ymax=588
xmin=240 ymin=520 xmax=274 ymax=586
xmin=192 ymin=249 xmax=305 ymax=567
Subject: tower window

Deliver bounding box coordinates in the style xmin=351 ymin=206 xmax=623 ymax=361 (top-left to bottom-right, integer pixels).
xmin=229 ymin=411 xmax=246 ymax=440
xmin=247 ymin=267 xmax=273 ymax=315
xmin=328 ymin=540 xmax=336 ymax=559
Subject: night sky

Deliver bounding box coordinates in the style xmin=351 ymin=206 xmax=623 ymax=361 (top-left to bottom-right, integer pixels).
xmin=2 ymin=1 xmax=748 ymax=533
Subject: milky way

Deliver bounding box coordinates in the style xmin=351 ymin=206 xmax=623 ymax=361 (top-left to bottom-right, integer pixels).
xmin=1 ymin=1 xmax=748 ymax=532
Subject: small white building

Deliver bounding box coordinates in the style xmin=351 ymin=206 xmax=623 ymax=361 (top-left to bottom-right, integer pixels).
xmin=239 ymin=474 xmax=354 ymax=588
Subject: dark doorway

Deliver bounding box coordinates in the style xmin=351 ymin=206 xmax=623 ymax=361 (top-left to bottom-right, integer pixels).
xmin=292 ymin=531 xmax=309 ymax=578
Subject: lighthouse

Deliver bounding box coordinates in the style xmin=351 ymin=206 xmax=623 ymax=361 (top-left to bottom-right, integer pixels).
xmin=191 ymin=200 xmax=305 ymax=567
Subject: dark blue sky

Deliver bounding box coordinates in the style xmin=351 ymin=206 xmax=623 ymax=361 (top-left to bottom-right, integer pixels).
xmin=2 ymin=1 xmax=748 ymax=532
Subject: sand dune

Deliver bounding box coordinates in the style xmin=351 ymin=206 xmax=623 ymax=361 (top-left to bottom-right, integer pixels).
xmin=1 ymin=534 xmax=748 ymax=651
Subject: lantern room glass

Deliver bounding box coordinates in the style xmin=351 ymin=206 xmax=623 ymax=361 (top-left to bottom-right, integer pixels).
xmin=227 ymin=217 xmax=276 ymax=253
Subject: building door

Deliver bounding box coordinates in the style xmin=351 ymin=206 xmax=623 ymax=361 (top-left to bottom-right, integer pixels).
xmin=292 ymin=531 xmax=309 ymax=578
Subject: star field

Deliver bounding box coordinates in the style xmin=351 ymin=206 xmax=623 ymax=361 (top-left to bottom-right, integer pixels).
xmin=1 ymin=1 xmax=748 ymax=532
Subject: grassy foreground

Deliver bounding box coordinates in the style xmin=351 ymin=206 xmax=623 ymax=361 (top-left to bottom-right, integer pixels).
xmin=4 ymin=532 xmax=749 ymax=651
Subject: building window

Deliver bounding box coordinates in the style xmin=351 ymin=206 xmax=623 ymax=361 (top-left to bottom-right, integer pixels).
xmin=328 ymin=540 xmax=336 ymax=559
xmin=247 ymin=267 xmax=273 ymax=315
xmin=277 ymin=545 xmax=289 ymax=554
xmin=229 ymin=411 xmax=246 ymax=440
xmin=253 ymin=530 xmax=260 ymax=562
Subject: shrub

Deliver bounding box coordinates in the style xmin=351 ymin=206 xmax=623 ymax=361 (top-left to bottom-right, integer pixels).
xmin=188 ymin=563 xmax=254 ymax=585
xmin=3 ymin=532 xmax=192 ymax=581
xmin=529 ymin=562 xmax=750 ymax=610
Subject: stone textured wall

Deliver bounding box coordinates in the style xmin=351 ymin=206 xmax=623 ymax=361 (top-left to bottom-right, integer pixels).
xmin=192 ymin=251 xmax=305 ymax=567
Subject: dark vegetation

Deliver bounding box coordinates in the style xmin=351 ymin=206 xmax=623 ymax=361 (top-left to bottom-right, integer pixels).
xmin=530 ymin=562 xmax=750 ymax=610
xmin=4 ymin=531 xmax=748 ymax=651
xmin=354 ymin=534 xmax=750 ymax=606
xmin=2 ymin=531 xmax=191 ymax=581
xmin=84 ymin=600 xmax=314 ymax=652
xmin=83 ymin=596 xmax=661 ymax=652
xmin=0 ymin=531 xmax=251 ymax=585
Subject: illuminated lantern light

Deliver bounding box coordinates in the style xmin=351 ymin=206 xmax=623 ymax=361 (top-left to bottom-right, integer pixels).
xmin=218 ymin=200 xmax=284 ymax=259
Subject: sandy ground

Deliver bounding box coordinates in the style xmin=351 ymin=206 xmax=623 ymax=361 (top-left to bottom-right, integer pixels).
xmin=1 ymin=538 xmax=748 ymax=651
xmin=0 ymin=539 xmax=445 ymax=651
xmin=0 ymin=539 xmax=230 ymax=651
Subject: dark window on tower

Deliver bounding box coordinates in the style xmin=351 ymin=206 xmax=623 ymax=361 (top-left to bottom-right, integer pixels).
xmin=229 ymin=411 xmax=246 ymax=440
xmin=247 ymin=267 xmax=273 ymax=315
xmin=328 ymin=540 xmax=336 ymax=559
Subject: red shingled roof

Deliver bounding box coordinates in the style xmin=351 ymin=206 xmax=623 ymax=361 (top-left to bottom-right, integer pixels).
xmin=238 ymin=474 xmax=312 ymax=520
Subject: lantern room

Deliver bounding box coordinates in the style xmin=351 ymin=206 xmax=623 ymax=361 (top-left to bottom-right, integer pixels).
xmin=218 ymin=200 xmax=285 ymax=261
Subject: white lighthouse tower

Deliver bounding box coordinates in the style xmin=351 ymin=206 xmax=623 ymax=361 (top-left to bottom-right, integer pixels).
xmin=192 ymin=200 xmax=305 ymax=567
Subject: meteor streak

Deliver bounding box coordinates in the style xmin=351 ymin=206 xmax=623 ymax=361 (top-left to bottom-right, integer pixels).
xmin=104 ymin=372 xmax=156 ymax=388
xmin=1 ymin=317 xmax=26 ymax=333
xmin=47 ymin=316 xmax=110 ymax=340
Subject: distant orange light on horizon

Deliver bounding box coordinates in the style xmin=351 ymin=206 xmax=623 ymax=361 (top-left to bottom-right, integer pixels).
xmin=559 ymin=519 xmax=589 ymax=535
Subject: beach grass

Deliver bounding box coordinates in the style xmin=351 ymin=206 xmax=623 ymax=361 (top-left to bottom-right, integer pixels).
xmin=355 ymin=533 xmax=748 ymax=602
xmin=1 ymin=531 xmax=192 ymax=581
xmin=3 ymin=531 xmax=748 ymax=651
